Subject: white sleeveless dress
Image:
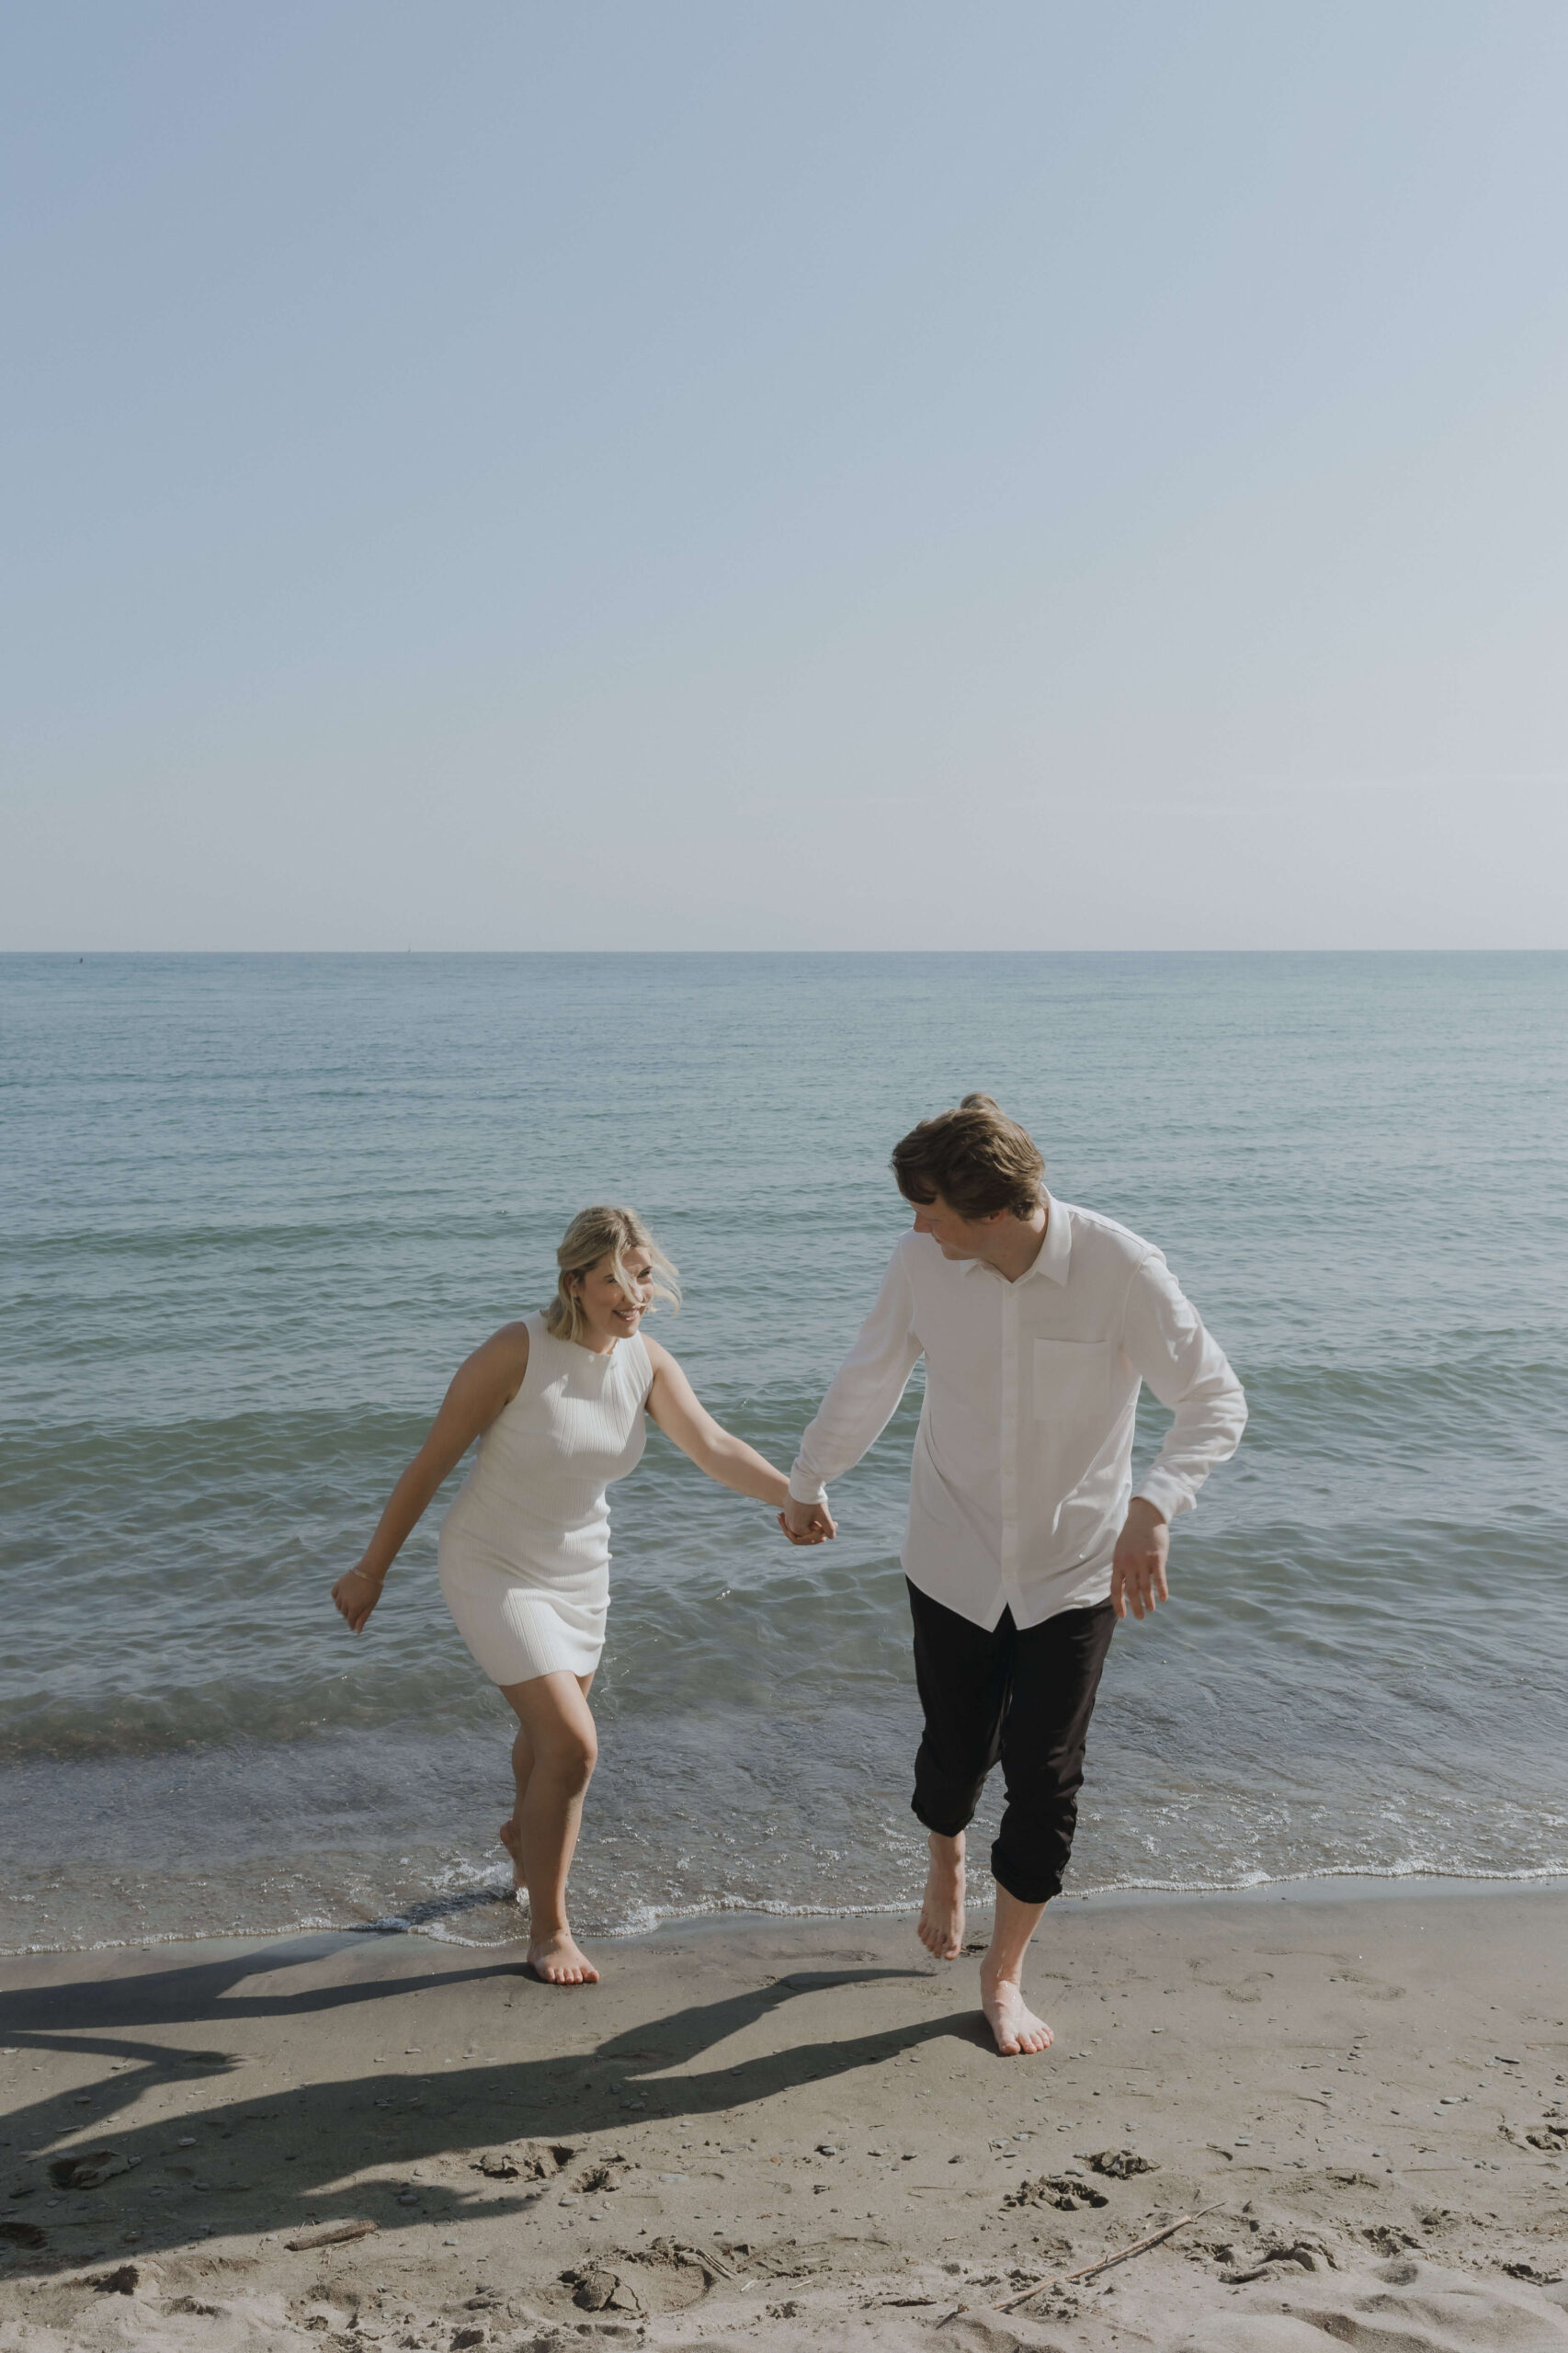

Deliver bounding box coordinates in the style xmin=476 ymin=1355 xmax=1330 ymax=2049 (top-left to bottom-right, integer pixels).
xmin=437 ymin=1312 xmax=653 ymax=1686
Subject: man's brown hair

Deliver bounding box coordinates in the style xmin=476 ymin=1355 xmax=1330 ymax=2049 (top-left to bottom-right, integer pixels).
xmin=891 ymin=1093 xmax=1046 ymax=1222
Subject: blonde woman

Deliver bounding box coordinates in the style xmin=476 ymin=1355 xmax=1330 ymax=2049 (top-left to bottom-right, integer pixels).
xmin=331 ymin=1206 xmax=830 ymax=1985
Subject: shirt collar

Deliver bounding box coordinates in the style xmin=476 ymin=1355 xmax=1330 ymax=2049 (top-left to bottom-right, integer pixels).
xmin=957 ymin=1192 xmax=1070 ymax=1286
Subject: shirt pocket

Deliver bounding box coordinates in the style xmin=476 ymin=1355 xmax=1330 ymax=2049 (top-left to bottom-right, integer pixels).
xmin=1031 ymin=1338 xmax=1112 ymax=1432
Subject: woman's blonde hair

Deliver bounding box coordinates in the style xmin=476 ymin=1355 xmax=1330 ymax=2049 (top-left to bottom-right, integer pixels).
xmin=544 ymin=1204 xmax=680 ymax=1342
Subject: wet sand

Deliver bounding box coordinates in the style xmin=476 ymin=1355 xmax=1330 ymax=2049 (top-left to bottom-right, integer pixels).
xmin=2 ymin=1882 xmax=1566 ymax=2350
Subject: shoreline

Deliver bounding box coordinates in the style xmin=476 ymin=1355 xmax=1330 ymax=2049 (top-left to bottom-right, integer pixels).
xmin=3 ymin=1883 xmax=1566 ymax=2349
xmin=8 ymin=1866 xmax=1568 ymax=1965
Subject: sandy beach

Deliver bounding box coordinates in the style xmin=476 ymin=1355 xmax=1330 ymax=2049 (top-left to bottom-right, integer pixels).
xmin=2 ymin=1881 xmax=1566 ymax=2350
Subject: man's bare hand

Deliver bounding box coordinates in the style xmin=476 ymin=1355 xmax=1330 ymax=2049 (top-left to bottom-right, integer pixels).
xmin=778 ymin=1494 xmax=836 ymax=1546
xmin=1109 ymin=1497 xmax=1169 ymax=1620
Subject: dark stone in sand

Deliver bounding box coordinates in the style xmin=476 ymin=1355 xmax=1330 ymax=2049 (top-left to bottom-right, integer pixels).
xmin=1220 ymin=2235 xmax=1333 ymax=2284
xmin=91 ymin=2263 xmax=141 ymax=2294
xmin=1004 ymin=2175 xmax=1108 ymax=2212
xmin=573 ymin=2163 xmax=619 ymax=2192
xmin=48 ymin=2149 xmax=134 ymax=2190
xmin=472 ymin=2142 xmax=577 ymax=2183
xmin=1083 ymin=2149 xmax=1159 ymax=2180
xmin=563 ymin=2262 xmax=635 ymax=2313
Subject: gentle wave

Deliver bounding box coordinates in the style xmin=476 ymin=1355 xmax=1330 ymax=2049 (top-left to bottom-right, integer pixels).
xmin=14 ymin=1862 xmax=1568 ymax=1961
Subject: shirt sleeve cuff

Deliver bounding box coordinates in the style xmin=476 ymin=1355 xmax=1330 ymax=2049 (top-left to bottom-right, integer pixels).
xmin=1131 ymin=1472 xmax=1190 ymax=1522
xmin=789 ymin=1462 xmax=829 ymax=1506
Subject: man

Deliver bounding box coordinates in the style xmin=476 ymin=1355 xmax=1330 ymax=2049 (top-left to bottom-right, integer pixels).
xmin=781 ymin=1095 xmax=1245 ymax=2056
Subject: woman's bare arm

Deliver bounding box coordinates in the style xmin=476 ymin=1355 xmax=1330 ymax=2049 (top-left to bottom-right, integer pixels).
xmin=644 ymin=1342 xmax=831 ymax=1535
xmin=331 ymin=1323 xmax=530 ymax=1632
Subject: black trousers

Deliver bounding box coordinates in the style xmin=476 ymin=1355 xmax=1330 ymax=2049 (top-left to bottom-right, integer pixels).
xmin=908 ymin=1578 xmax=1116 ymax=1905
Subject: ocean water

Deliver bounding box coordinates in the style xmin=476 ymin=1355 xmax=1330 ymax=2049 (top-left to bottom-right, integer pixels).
xmin=2 ymin=951 xmax=1565 ymax=1955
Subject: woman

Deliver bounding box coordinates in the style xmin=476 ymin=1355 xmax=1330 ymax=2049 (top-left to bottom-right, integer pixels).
xmin=330 ymin=1205 xmax=825 ymax=1986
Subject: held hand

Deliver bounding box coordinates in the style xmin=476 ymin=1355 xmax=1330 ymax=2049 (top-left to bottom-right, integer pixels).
xmin=332 ymin=1565 xmax=385 ymax=1634
xmin=778 ymin=1494 xmax=836 ymax=1547
xmin=1109 ymin=1498 xmax=1169 ymax=1621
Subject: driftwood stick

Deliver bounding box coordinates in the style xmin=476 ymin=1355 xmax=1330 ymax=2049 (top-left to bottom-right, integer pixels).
xmin=992 ymin=2204 xmax=1220 ymax=2312
xmin=676 ymin=2239 xmax=735 ymax=2280
xmin=283 ymin=2218 xmax=379 ymax=2252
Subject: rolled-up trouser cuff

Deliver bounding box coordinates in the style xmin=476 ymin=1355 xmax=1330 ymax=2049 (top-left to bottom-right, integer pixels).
xmin=989 ymin=1841 xmax=1069 ymax=1907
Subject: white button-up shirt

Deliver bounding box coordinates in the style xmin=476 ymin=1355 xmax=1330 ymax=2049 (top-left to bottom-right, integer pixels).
xmin=789 ymin=1197 xmax=1246 ymax=1631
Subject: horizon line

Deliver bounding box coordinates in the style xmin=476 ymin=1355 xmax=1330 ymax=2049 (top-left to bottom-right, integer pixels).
xmin=4 ymin=945 xmax=1567 ymax=961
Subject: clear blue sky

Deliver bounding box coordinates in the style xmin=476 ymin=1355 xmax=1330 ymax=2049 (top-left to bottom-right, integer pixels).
xmin=5 ymin=3 xmax=1566 ymax=949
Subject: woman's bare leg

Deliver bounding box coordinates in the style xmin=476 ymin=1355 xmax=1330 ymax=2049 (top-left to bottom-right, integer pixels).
xmin=498 ymin=1718 xmax=535 ymax=1891
xmin=498 ymin=1670 xmax=599 ymax=1984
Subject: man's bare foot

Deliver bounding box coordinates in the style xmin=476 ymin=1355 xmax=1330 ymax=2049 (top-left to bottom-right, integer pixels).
xmin=980 ymin=1965 xmax=1053 ymax=2055
xmin=918 ymin=1831 xmax=966 ymax=1960
xmin=498 ymin=1818 xmax=525 ymax=1893
xmin=526 ymin=1927 xmax=600 ymax=1985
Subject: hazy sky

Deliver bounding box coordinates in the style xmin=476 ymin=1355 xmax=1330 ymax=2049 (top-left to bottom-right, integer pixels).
xmin=5 ymin=3 xmax=1567 ymax=949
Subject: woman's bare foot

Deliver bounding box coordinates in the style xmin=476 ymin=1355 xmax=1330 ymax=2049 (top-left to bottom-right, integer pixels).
xmin=498 ymin=1818 xmax=524 ymax=1893
xmin=917 ymin=1830 xmax=966 ymax=1960
xmin=980 ymin=1961 xmax=1053 ymax=2055
xmin=526 ymin=1927 xmax=600 ymax=1985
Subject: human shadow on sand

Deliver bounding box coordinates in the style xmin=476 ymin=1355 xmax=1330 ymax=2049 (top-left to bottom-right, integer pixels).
xmin=0 ymin=1936 xmax=988 ymax=2274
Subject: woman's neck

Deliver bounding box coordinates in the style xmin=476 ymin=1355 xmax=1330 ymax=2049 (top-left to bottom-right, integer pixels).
xmin=573 ymin=1329 xmax=618 ymax=1356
